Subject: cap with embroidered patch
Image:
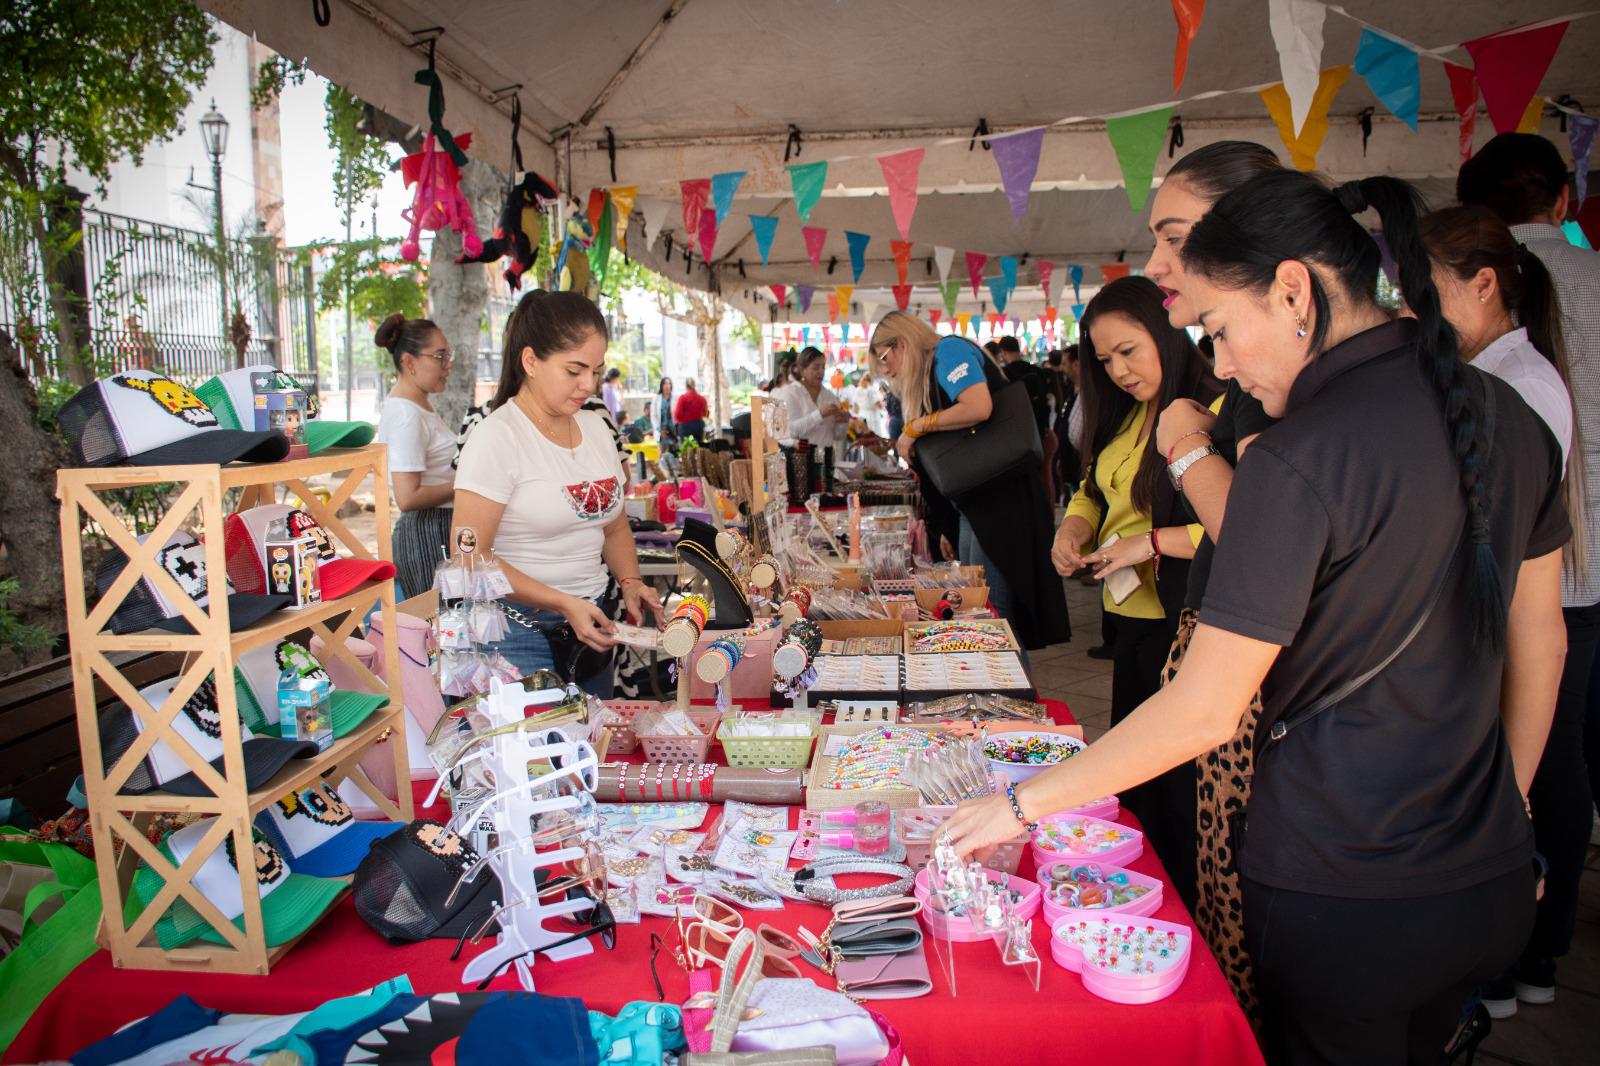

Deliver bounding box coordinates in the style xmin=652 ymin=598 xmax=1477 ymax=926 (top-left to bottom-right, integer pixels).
xmin=97 ymin=676 xmax=319 ymax=796
xmin=132 ymin=817 xmax=346 ymax=948
xmin=224 ymin=504 xmax=396 ymax=601
xmin=95 ymin=528 xmax=292 ymax=635
xmin=352 ymin=819 xmax=499 ymax=942
xmin=57 ymin=369 xmax=289 ymax=467
xmin=256 ymin=781 xmax=402 ymax=877
xmin=234 ymin=638 xmax=389 ymax=738
xmin=196 ymin=365 xmax=375 ymax=454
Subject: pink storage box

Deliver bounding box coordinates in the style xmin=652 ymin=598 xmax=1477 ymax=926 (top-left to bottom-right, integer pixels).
xmin=1051 ymin=915 xmax=1193 ymax=1005
xmin=1066 ymin=795 xmax=1120 ymax=821
xmin=912 ymin=866 xmax=1040 ymax=943
xmin=1030 ymin=813 xmax=1144 ymax=870
xmin=1036 ymin=862 xmax=1164 ymax=926
xmin=896 ymin=807 xmax=1026 ymax=875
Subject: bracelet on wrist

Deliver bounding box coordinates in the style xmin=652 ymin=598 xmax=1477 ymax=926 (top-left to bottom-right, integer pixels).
xmin=1165 ymin=430 xmax=1213 ymax=467
xmin=1005 ymin=781 xmax=1039 ymax=833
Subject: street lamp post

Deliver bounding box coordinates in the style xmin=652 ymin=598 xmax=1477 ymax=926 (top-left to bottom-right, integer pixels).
xmin=198 ymin=100 xmax=230 ymax=365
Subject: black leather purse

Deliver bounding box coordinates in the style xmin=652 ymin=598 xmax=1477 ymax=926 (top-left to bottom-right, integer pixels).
xmin=914 ymin=349 xmax=1043 ymax=500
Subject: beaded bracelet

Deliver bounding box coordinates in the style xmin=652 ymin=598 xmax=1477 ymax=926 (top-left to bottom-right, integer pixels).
xmin=794 ymin=857 xmax=916 ymax=903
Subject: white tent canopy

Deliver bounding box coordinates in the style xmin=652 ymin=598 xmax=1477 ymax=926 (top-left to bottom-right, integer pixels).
xmin=203 ymin=0 xmax=1596 ymax=323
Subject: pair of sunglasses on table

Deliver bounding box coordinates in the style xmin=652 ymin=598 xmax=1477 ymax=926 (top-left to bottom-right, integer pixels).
xmin=461 ymin=879 xmax=618 ymax=989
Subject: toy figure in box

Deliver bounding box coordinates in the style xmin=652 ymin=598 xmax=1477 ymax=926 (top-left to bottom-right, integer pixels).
xmin=457 ymin=170 xmax=557 ymax=291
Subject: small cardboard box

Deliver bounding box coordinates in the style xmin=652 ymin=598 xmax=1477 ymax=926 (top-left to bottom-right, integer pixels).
xmin=912 ymin=586 xmax=990 ymax=616
xmin=265 ymin=535 xmax=322 ymax=607
xmin=278 ymin=673 xmax=333 ymax=752
xmin=252 ymin=374 xmax=309 ymax=460
xmin=804 ymin=723 xmax=946 ymax=811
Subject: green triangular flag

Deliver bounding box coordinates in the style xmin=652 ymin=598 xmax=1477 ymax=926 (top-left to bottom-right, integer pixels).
xmin=788 ymin=161 xmax=828 ymax=223
xmin=941 ymin=280 xmax=961 ymax=316
xmin=1105 ymin=105 xmax=1174 ymax=212
xmin=588 ymin=193 xmax=614 ymax=292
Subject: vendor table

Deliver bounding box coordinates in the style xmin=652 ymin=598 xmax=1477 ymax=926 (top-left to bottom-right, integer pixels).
xmin=8 ymin=699 xmax=1263 ymax=1066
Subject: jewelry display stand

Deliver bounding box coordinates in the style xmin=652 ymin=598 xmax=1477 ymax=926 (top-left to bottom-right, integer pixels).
xmin=454 ymin=677 xmax=600 ymax=991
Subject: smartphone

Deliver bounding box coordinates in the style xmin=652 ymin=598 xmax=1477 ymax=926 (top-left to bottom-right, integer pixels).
xmin=1096 ymin=533 xmax=1143 ymax=606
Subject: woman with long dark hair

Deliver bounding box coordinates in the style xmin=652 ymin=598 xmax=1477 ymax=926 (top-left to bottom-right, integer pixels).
xmin=1054 ymin=275 xmax=1220 ymax=907
xmin=453 ymin=290 xmax=663 ymax=695
xmin=945 ymin=170 xmax=1569 ymax=1064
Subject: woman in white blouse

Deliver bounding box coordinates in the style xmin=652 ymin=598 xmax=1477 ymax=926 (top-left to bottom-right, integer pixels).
xmin=777 ymin=346 xmax=848 ymax=452
xmin=373 ymin=313 xmax=458 ymax=599
xmin=453 ymin=291 xmax=662 ymax=695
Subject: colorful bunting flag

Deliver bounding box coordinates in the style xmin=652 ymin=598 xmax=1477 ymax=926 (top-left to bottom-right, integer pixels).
xmin=1463 ymin=21 xmax=1569 ymax=135
xmin=1571 ymin=114 xmax=1599 ymax=208
xmin=841 ymin=322 xmax=851 ymax=344
xmin=827 ymin=293 xmax=840 ymax=323
xmin=802 ymin=226 xmax=828 ymax=269
xmin=846 ymin=231 xmax=871 ymax=283
xmin=1044 ymin=306 xmax=1059 ymax=327
xmin=588 ymin=191 xmax=614 ymax=291
xmin=1070 ymin=303 xmax=1086 ymax=321
xmin=986 ymin=312 xmax=1003 ymax=329
xmin=697 ymin=204 xmax=720 ymax=261
xmin=965 ymin=252 xmax=988 ymax=297
xmin=955 ymin=312 xmax=972 ymax=335
xmin=1260 ymin=65 xmax=1352 ymax=171
xmin=802 ymin=327 xmax=811 ymax=347
xmin=891 ymin=240 xmax=913 ymax=285
xmin=941 ymin=280 xmax=961 ymax=315
xmin=1106 ymin=106 xmax=1174 ymax=212
xmin=878 ymin=148 xmax=924 ymax=240
xmin=711 ymin=171 xmax=746 ymax=227
xmin=798 ymin=284 xmax=817 ymax=313
xmin=1100 ymin=264 xmax=1131 ymax=284
xmin=1172 ymin=0 xmax=1206 ymax=91
xmin=1563 ymin=220 xmax=1594 ymax=249
xmin=986 ymin=276 xmax=1011 ymax=314
xmin=1444 ymin=63 xmax=1479 ymax=164
xmin=1517 ymin=97 xmax=1545 ymax=134
xmin=1269 ymin=0 xmax=1327 ymax=137
xmin=680 ymin=179 xmax=711 ymax=238
xmin=929 ymin=309 xmax=943 ymax=328
xmin=834 ymin=285 xmax=854 ymax=316
xmin=1038 ymin=261 xmax=1055 ymax=303
xmin=639 ymin=197 xmax=672 ymax=248
xmin=586 ymin=187 xmax=608 ymax=234
xmin=934 ymin=246 xmax=955 ymax=284
xmin=609 ymin=186 xmax=637 ymax=250
xmin=770 ymin=284 xmax=788 ymax=308
xmin=823 ymin=325 xmax=832 ymax=346
xmin=1353 ymin=29 xmax=1419 ymax=131
xmin=893 ymin=284 xmax=912 ymax=311
xmin=1069 ymin=264 xmax=1085 ymax=303
xmin=750 ymin=214 xmax=779 ymax=265
xmin=999 ymin=256 xmax=1018 ymax=291
xmin=788 ymin=160 xmax=828 ymax=222
xmin=990 ymin=127 xmax=1047 ymax=224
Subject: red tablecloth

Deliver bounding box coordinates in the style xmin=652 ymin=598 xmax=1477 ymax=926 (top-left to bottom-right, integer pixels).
xmin=9 ymin=701 xmax=1263 ymax=1066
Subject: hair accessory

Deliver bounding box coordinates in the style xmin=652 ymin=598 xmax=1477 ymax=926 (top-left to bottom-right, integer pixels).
xmin=794 ymin=857 xmax=915 ymax=904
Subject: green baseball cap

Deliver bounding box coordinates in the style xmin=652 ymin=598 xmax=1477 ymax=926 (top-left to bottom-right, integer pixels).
xmin=197 ymin=365 xmax=375 ymax=453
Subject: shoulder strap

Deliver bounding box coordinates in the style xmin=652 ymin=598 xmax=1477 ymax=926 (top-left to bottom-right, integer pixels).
xmin=1270 ymin=369 xmax=1497 ymax=745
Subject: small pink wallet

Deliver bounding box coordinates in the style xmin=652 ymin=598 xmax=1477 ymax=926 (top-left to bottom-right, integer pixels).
xmin=834 ymin=942 xmax=933 ymax=999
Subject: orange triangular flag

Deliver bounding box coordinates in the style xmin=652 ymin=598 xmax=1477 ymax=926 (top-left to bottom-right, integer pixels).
xmin=1171 ymin=0 xmax=1206 ymax=91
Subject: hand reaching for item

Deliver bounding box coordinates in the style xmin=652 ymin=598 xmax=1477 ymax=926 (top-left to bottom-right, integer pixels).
xmin=561 ymin=594 xmax=618 ymax=651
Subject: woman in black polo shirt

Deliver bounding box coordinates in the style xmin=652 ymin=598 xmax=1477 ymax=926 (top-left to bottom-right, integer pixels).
xmin=942 ymin=170 xmax=1568 ymax=1064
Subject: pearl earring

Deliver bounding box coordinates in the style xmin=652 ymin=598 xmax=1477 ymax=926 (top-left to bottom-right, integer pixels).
xmin=1478 ymin=295 xmax=1486 ymax=303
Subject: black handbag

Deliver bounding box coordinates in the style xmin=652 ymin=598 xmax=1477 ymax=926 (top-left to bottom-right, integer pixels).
xmin=914 ymin=376 xmax=1043 ymax=500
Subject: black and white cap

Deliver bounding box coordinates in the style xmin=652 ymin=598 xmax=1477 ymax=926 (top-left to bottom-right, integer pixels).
xmin=57 ymin=369 xmax=289 ymax=467
xmin=94 ymin=528 xmax=291 ymax=635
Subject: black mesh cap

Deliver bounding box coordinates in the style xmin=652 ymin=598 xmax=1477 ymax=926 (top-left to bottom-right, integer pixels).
xmin=56 ymin=371 xmax=289 ymax=468
xmin=94 ymin=529 xmax=290 ymax=635
xmin=353 ymin=819 xmax=499 ymax=942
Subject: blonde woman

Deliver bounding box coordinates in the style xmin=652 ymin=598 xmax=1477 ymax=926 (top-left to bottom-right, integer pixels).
xmin=870 ymin=312 xmax=1069 ymax=650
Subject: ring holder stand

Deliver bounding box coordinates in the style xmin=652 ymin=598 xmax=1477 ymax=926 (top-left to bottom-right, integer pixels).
xmin=919 ymin=839 xmax=1043 ymax=995
xmin=454 ymin=677 xmax=601 ymax=991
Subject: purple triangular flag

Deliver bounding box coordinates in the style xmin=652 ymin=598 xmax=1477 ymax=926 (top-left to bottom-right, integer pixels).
xmin=990 ymin=127 xmax=1046 ymax=224
xmin=798 ymin=284 xmax=817 ymax=314
xmin=1571 ymin=114 xmax=1598 ymax=209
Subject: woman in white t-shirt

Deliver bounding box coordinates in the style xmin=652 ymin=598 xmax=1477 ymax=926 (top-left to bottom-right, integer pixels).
xmin=373 ymin=313 xmax=458 ymax=599
xmin=454 ymin=291 xmax=663 ymax=695
xmin=776 ymin=346 xmax=848 ymax=452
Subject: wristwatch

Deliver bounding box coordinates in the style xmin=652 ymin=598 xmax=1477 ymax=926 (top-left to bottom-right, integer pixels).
xmin=1168 ymin=443 xmax=1219 ymax=491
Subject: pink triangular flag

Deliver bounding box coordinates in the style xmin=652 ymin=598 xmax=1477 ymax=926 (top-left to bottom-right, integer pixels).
xmin=770 ymin=285 xmax=788 ymax=307
xmin=680 ymin=179 xmax=711 ymax=239
xmin=877 ymin=148 xmax=924 ymax=240
xmin=827 ymin=293 xmax=840 ymax=323
xmin=891 ymin=240 xmax=913 ymax=286
xmin=965 ymin=252 xmax=988 ymax=297
xmin=697 ymin=206 xmax=720 ymax=261
xmin=1463 ymin=21 xmax=1569 ymax=135
xmin=892 ymin=285 xmax=912 ymax=311
xmin=1037 ymin=261 xmax=1055 ymax=303
xmin=1445 ymin=63 xmax=1478 ymax=163
xmin=802 ymin=226 xmax=828 ymax=269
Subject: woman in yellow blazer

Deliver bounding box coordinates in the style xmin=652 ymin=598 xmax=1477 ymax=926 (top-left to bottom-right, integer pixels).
xmin=1053 ymin=275 xmax=1220 ymax=908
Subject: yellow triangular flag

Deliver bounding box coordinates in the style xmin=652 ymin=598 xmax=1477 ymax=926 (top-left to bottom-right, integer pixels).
xmin=1260 ymin=65 xmax=1352 ymax=171
xmin=834 ymin=285 xmax=854 ymax=314
xmin=955 ymin=312 xmax=973 ymax=335
xmin=609 ymin=186 xmax=637 ymax=251
xmin=1516 ymin=97 xmax=1545 ymax=134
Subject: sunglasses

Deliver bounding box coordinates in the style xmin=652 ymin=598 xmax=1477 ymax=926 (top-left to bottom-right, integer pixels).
xmin=469 ymin=885 xmax=616 ymax=989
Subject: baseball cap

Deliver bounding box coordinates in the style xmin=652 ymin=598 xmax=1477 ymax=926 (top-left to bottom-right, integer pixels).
xmin=98 ymin=675 xmax=319 ymax=796
xmin=234 ymin=638 xmax=389 ymax=738
xmin=352 ymin=819 xmax=499 ymax=942
xmin=224 ymin=504 xmax=397 ymax=600
xmin=256 ymin=781 xmax=403 ymax=877
xmin=132 ymin=817 xmax=346 ymax=949
xmin=57 ymin=369 xmax=290 ymax=467
xmin=95 ymin=528 xmax=292 ymax=635
xmin=196 ymin=365 xmax=376 ymax=454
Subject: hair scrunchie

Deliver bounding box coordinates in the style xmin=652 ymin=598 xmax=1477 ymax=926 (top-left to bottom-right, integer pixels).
xmin=1334 ymin=180 xmax=1369 ymax=215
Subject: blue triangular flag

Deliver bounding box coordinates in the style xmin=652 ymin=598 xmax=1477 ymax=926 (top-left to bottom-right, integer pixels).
xmin=1069 ymin=264 xmax=1084 ymax=303
xmin=986 ymin=276 xmax=1011 ymax=314
xmin=749 ymin=215 xmax=779 ymax=266
xmin=711 ymin=171 xmax=746 ymax=227
xmin=999 ymin=256 xmax=1018 ymax=291
xmin=845 ymin=231 xmax=871 ymax=283
xmin=1070 ymin=303 xmax=1086 ymax=321
xmin=1353 ymin=29 xmax=1420 ymax=132
xmin=1563 ymin=220 xmax=1593 ymax=250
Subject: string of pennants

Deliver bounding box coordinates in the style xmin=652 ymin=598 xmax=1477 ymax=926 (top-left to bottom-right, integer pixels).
xmin=581 ymin=5 xmax=1597 ymax=332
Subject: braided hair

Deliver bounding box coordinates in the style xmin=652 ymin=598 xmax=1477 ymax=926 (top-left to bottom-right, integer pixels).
xmin=1182 ymin=170 xmax=1507 ymax=650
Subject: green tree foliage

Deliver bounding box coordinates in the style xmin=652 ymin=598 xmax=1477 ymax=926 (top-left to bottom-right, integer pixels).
xmin=0 ymin=0 xmax=215 ymax=382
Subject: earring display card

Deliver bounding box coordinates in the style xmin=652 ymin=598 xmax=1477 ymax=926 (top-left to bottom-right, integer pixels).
xmin=902 ymin=651 xmax=1033 ymax=699
xmin=810 ymin=655 xmax=902 ymax=701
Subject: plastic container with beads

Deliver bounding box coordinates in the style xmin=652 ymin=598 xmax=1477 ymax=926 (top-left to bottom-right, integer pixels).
xmin=635 ymin=708 xmax=723 ymax=762
xmin=717 ymin=715 xmax=818 ymax=768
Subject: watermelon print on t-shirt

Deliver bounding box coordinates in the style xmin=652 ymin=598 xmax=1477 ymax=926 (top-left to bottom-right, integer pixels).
xmin=563 ymin=476 xmax=620 ymax=520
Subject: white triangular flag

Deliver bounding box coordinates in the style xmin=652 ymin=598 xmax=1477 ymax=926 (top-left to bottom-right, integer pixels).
xmin=933 ymin=246 xmax=955 ymax=285
xmin=638 ymin=198 xmax=673 ymax=248
xmin=1270 ymin=0 xmax=1327 ymax=136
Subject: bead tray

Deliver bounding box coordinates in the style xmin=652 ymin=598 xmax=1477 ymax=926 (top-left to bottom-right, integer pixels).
xmin=1050 ymin=914 xmax=1193 ymax=1004
xmin=1030 ymin=813 xmax=1144 ymax=870
xmin=903 ymin=618 xmax=1020 ymax=655
xmin=1036 ymin=861 xmax=1164 ymax=926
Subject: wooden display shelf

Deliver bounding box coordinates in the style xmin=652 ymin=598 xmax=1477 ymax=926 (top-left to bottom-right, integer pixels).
xmin=58 ymin=445 xmax=413 ymax=975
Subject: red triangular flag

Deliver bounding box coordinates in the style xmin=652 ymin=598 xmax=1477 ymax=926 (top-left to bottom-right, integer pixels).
xmin=965 ymin=252 xmax=988 ymax=297
xmin=986 ymin=312 xmax=1002 ymax=328
xmin=802 ymin=225 xmax=828 ymax=269
xmin=586 ymin=188 xmax=609 ymax=234
xmin=680 ymin=179 xmax=711 ymax=238
xmin=827 ymin=293 xmax=840 ymax=323
xmin=929 ymin=309 xmax=943 ymax=328
xmin=770 ymin=285 xmax=788 ymax=307
xmin=877 ymin=148 xmax=924 ymax=240
xmin=891 ymin=240 xmax=913 ymax=286
xmin=1463 ymin=21 xmax=1569 ymax=135
xmin=697 ymin=206 xmax=720 ymax=261
xmin=892 ymin=285 xmax=912 ymax=311
xmin=1044 ymin=305 xmax=1058 ymax=324
xmin=1101 ymin=263 xmax=1131 ymax=284
xmin=1445 ymin=63 xmax=1479 ymax=162
xmin=1171 ymin=0 xmax=1206 ymax=91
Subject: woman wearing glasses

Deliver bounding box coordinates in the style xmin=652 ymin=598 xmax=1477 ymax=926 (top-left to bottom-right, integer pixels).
xmin=374 ymin=312 xmax=458 ymax=599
